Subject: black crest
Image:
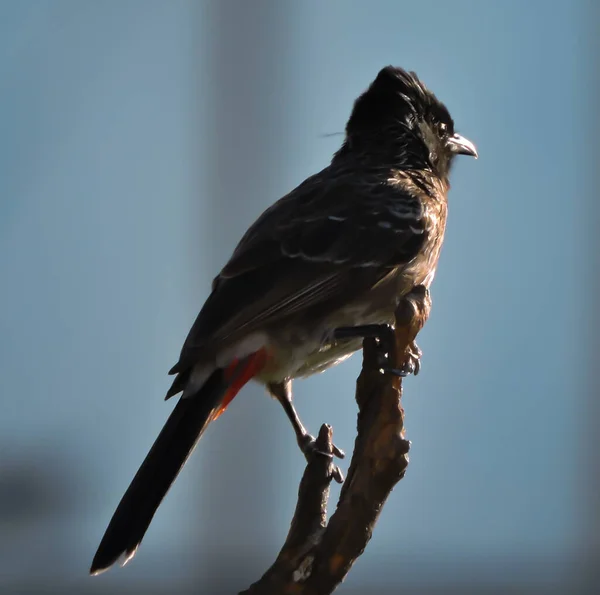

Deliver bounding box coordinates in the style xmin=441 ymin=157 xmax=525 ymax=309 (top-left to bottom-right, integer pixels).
xmin=346 ymin=66 xmax=454 ymax=139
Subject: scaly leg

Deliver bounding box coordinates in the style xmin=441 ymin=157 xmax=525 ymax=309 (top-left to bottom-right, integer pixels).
xmin=268 ymin=380 xmax=344 ymax=481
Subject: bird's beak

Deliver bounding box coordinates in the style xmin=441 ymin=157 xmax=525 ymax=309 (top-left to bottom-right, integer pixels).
xmin=447 ymin=133 xmax=478 ymax=158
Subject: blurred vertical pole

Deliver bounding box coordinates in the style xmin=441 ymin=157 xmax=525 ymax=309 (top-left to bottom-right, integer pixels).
xmin=190 ymin=1 xmax=292 ymax=591
xmin=581 ymin=1 xmax=600 ymax=593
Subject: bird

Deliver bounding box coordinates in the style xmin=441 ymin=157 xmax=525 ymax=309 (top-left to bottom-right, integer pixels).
xmin=90 ymin=65 xmax=477 ymax=575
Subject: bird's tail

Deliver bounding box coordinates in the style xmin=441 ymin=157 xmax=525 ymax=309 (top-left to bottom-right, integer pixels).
xmin=89 ymin=350 xmax=267 ymax=575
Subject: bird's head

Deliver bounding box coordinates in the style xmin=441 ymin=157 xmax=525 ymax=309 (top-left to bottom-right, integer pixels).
xmin=341 ymin=66 xmax=477 ymax=179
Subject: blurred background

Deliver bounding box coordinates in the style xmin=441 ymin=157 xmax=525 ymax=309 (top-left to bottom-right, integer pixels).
xmin=0 ymin=0 xmax=597 ymax=593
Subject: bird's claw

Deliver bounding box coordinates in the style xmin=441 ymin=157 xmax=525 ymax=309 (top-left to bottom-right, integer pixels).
xmin=298 ymin=433 xmax=345 ymax=459
xmin=379 ymin=339 xmax=422 ymax=378
xmin=332 ymin=323 xmax=423 ymax=378
xmin=369 ymin=325 xmax=396 ymax=372
xmin=298 ymin=433 xmax=345 ymax=483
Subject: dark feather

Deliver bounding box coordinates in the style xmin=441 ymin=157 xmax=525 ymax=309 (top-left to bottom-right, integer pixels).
xmin=169 ymin=171 xmax=427 ymax=377
xmin=90 ymin=370 xmax=228 ymax=574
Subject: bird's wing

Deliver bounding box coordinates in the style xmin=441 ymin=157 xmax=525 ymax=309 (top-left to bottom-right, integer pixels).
xmin=170 ymin=169 xmax=427 ymax=374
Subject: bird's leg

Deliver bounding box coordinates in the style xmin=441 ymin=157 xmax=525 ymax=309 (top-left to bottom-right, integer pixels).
xmin=268 ymin=380 xmax=344 ymax=481
xmin=332 ymin=324 xmax=422 ymax=377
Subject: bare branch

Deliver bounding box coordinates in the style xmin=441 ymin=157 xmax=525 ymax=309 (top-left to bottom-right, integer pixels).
xmin=242 ymin=286 xmax=431 ymax=595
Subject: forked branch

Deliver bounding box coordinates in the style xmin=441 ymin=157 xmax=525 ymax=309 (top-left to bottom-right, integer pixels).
xmin=241 ymin=286 xmax=431 ymax=595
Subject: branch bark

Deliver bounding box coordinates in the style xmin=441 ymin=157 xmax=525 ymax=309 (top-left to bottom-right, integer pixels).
xmin=241 ymin=286 xmax=432 ymax=595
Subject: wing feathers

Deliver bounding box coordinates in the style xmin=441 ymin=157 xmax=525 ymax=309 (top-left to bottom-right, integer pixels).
xmin=170 ymin=170 xmax=426 ymax=376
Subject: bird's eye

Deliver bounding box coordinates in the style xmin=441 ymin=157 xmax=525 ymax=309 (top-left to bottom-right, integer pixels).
xmin=439 ymin=122 xmax=448 ymax=134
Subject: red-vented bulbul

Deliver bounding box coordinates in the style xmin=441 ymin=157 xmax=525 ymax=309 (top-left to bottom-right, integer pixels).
xmin=90 ymin=66 xmax=477 ymax=575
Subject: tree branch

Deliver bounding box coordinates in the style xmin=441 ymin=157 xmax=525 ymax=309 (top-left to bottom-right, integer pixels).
xmin=241 ymin=286 xmax=432 ymax=595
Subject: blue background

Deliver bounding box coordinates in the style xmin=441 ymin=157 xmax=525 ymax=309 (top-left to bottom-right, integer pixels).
xmin=0 ymin=1 xmax=597 ymax=593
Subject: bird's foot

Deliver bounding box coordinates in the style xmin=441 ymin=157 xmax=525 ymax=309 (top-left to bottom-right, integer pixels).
xmin=383 ymin=340 xmax=422 ymax=377
xmin=370 ymin=324 xmax=399 ymax=376
xmin=298 ymin=432 xmax=345 ymax=483
xmin=333 ymin=324 xmax=422 ymax=378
